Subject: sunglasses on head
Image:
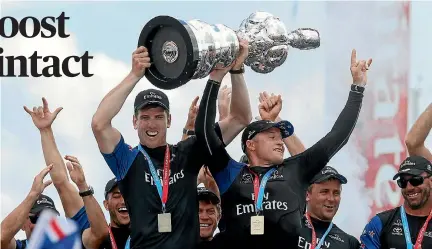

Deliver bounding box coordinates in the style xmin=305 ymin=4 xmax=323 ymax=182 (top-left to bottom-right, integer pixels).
xmin=397 ymin=175 xmax=431 ymax=189
xmin=29 ymin=215 xmax=39 ymax=224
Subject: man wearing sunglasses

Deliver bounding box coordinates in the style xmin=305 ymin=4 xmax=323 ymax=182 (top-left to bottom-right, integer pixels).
xmin=1 ymin=165 xmax=59 ymax=249
xmin=360 ymin=156 xmax=432 ymax=249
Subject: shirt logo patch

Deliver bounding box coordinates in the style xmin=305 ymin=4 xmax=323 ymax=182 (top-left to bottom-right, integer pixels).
xmin=391 ymin=227 xmax=403 ymax=236
xmin=240 ymin=172 xmax=253 ymax=184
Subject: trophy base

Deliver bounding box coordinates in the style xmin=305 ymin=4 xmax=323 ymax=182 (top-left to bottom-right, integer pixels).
xmin=138 ymin=16 xmax=200 ymax=90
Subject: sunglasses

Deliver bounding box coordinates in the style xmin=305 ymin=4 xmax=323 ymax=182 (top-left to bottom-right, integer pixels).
xmin=397 ymin=175 xmax=431 ymax=189
xmin=29 ymin=215 xmax=39 ymax=224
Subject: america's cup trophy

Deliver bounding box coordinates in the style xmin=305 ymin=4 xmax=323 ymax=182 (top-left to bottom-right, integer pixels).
xmin=138 ymin=12 xmax=320 ymax=90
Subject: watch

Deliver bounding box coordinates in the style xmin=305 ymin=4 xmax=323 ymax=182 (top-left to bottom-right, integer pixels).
xmin=183 ymin=128 xmax=195 ymax=136
xmin=230 ymin=64 xmax=244 ymax=74
xmin=79 ymin=186 xmax=94 ymax=197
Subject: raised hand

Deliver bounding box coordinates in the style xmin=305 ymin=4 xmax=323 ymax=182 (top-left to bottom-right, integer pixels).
xmin=350 ymin=49 xmax=372 ymax=86
xmin=258 ymin=91 xmax=282 ymax=121
xmin=232 ymin=39 xmax=249 ymax=70
xmin=185 ymin=96 xmax=199 ymax=130
xmin=30 ymin=164 xmax=53 ymax=196
xmin=24 ymin=97 xmax=63 ymax=130
xmin=218 ymin=85 xmax=232 ymax=121
xmin=210 ymin=38 xmax=249 ymax=82
xmin=65 ymin=155 xmax=87 ymax=189
xmin=197 ymin=165 xmax=216 ymax=186
xmin=131 ymin=46 xmax=151 ymax=79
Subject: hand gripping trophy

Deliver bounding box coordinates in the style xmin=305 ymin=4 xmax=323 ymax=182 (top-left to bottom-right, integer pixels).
xmin=138 ymin=11 xmax=320 ymax=90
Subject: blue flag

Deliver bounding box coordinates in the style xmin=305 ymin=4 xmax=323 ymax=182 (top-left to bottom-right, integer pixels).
xmin=27 ymin=210 xmax=81 ymax=249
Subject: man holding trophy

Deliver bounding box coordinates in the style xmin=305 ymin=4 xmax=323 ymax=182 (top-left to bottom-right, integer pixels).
xmin=91 ymin=15 xmax=254 ymax=249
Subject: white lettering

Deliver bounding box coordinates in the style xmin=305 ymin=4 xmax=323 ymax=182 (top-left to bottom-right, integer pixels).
xmin=298 ymin=236 xmax=307 ymax=249
xmin=251 ymin=192 xmax=269 ymax=201
xmin=374 ymin=133 xmax=404 ymax=165
xmin=373 ymin=76 xmax=400 ymax=120
xmin=145 ymin=169 xmax=185 ymax=186
xmin=236 ymin=200 xmax=288 ymax=215
xmin=297 ymin=236 xmax=331 ymax=249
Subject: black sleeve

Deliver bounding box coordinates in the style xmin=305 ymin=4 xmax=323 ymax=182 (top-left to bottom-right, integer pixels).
xmin=194 ymin=79 xmax=231 ymax=174
xmin=348 ymin=235 xmax=361 ymax=249
xmin=298 ymin=85 xmax=364 ymax=182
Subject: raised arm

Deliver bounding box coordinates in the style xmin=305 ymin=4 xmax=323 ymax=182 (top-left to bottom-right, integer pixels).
xmin=197 ymin=166 xmax=221 ymax=200
xmin=299 ymin=49 xmax=371 ymax=181
xmin=91 ymin=47 xmax=150 ymax=154
xmin=181 ymin=96 xmax=199 ymax=141
xmin=66 ymin=156 xmax=108 ymax=249
xmin=217 ymin=85 xmax=231 ymax=121
xmin=257 ymin=92 xmax=306 ymax=156
xmin=405 ymin=103 xmax=432 ymax=161
xmin=195 ymin=76 xmax=231 ymax=174
xmin=24 ymin=98 xmax=84 ymax=218
xmin=182 ymin=86 xmax=232 ymax=142
xmin=218 ymin=39 xmax=253 ymax=145
xmin=1 ymin=166 xmax=52 ymax=249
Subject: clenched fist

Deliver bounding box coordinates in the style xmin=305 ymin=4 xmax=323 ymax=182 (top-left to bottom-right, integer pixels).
xmin=131 ymin=46 xmax=151 ymax=78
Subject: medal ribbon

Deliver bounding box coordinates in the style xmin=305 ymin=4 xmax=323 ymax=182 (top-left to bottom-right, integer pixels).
xmin=305 ymin=213 xmax=333 ymax=249
xmin=108 ymin=226 xmax=118 ymax=249
xmin=138 ymin=144 xmax=170 ymax=212
xmin=249 ymin=168 xmax=276 ymax=214
xmin=400 ymin=205 xmax=432 ymax=249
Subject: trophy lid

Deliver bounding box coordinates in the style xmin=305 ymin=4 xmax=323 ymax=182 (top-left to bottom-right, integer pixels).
xmin=138 ymin=15 xmax=200 ymax=90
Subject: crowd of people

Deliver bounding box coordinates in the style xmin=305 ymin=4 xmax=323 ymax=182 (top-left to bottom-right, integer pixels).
xmin=1 ymin=39 xmax=431 ymax=249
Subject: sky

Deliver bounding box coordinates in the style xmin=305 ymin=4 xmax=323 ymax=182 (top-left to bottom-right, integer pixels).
xmin=1 ymin=0 xmax=431 ymax=240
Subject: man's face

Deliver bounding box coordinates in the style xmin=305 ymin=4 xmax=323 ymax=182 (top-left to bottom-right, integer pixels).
xmin=133 ymin=106 xmax=171 ymax=148
xmin=104 ymin=187 xmax=130 ymax=227
xmin=400 ymin=172 xmax=431 ymax=210
xmin=22 ymin=214 xmax=38 ymax=239
xmin=247 ymin=128 xmax=284 ymax=165
xmin=306 ymin=179 xmax=342 ymax=221
xmin=199 ymin=201 xmax=220 ymax=240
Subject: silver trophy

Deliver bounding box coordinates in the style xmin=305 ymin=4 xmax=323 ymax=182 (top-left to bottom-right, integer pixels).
xmin=138 ymin=12 xmax=320 ymax=90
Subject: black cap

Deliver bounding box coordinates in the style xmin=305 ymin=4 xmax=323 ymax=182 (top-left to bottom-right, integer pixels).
xmin=197 ymin=187 xmax=220 ymax=204
xmin=134 ymin=89 xmax=170 ymax=112
xmin=310 ymin=166 xmax=348 ymax=184
xmin=241 ymin=120 xmax=294 ymax=152
xmin=393 ymin=156 xmax=432 ymax=180
xmin=104 ymin=178 xmax=119 ymax=199
xmin=30 ymin=194 xmax=59 ymax=215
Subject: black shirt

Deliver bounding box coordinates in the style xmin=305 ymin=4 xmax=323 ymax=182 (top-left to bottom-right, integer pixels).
xmin=297 ymin=216 xmax=360 ymax=249
xmin=360 ymin=206 xmax=432 ymax=249
xmin=98 ymin=227 xmax=130 ymax=249
xmin=194 ymin=80 xmax=364 ymax=249
xmin=101 ymin=124 xmax=222 ymax=249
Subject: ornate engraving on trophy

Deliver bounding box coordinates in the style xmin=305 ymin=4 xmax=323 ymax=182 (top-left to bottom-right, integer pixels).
xmin=162 ymin=41 xmax=179 ymax=63
xmin=138 ymin=11 xmax=320 ymax=89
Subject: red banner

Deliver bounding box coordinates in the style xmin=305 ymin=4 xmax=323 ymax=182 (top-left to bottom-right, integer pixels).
xmin=360 ymin=2 xmax=410 ymax=219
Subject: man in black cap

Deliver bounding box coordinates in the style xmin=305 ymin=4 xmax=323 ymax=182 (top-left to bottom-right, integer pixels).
xmin=194 ymin=49 xmax=371 ymax=249
xmin=360 ymin=156 xmax=432 ymax=249
xmin=297 ymin=166 xmax=360 ymax=249
xmin=1 ymin=165 xmax=59 ymax=249
xmin=91 ymin=41 xmax=252 ymax=249
xmin=96 ymin=178 xmax=130 ymax=249
xmin=197 ymin=187 xmax=221 ymax=242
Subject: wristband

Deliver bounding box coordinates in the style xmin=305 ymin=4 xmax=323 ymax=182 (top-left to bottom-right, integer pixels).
xmin=183 ymin=128 xmax=195 ymax=136
xmin=351 ymin=84 xmax=365 ymax=94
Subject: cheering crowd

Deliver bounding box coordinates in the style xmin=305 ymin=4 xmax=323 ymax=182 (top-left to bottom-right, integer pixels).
xmin=1 ymin=39 xmax=431 ymax=249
